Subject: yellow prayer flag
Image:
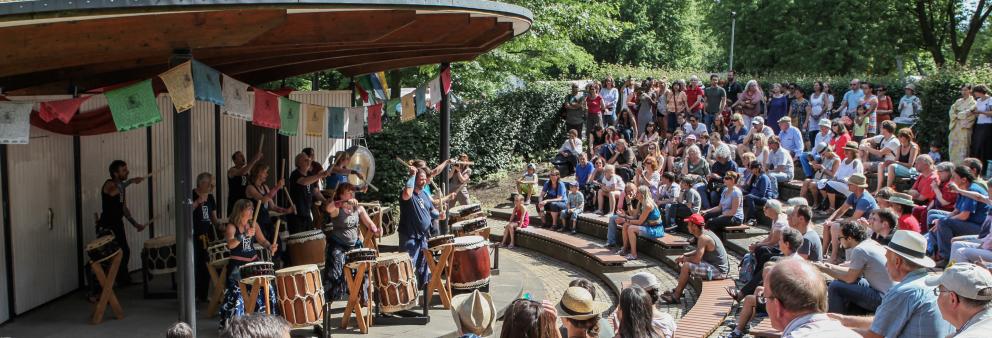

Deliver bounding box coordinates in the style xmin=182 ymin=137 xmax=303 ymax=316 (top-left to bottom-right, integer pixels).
xmin=158 ymin=61 xmax=195 ymax=112
xmin=401 ymin=94 xmax=416 ymax=122
xmin=303 ymin=104 xmax=325 ymax=137
xmin=377 ymin=71 xmax=389 ymax=94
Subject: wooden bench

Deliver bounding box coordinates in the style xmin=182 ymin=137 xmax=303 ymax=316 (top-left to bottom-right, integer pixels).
xmin=518 ymin=227 xmax=627 ymax=266
xmin=749 ymin=318 xmax=781 ymax=338
xmin=673 ymin=278 xmax=736 ymax=338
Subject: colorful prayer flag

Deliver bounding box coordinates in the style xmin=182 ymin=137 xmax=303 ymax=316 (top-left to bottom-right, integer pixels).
xmin=191 ymin=60 xmax=224 ymax=105
xmin=158 ymin=61 xmax=195 ymax=112
xmin=221 ymin=74 xmax=252 ymax=120
xmin=440 ymin=68 xmax=452 ymax=94
xmin=377 ymin=71 xmax=390 ymax=96
xmin=429 ymin=77 xmax=442 ymax=108
xmin=105 ymin=79 xmax=162 ymax=131
xmin=278 ymin=97 xmax=300 ymax=136
xmin=327 ymin=107 xmax=346 ymax=138
xmin=367 ymin=104 xmax=383 ymax=134
xmin=252 ymin=88 xmax=280 ymax=129
xmin=415 ymin=85 xmax=427 ymax=116
xmin=369 ymin=73 xmax=386 ymax=101
xmin=0 ymin=102 xmax=32 ymax=144
xmin=303 ymin=104 xmax=325 ymax=137
xmin=401 ymin=94 xmax=416 ymax=122
xmin=386 ymin=98 xmax=401 ymax=118
xmin=39 ymin=96 xmax=90 ymax=123
xmin=347 ymin=106 xmax=366 ymax=138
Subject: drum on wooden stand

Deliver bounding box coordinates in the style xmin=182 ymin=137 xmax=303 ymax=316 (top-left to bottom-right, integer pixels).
xmin=451 ymin=235 xmax=491 ymax=294
xmin=344 ymin=248 xmax=377 ymax=268
xmin=452 ymin=217 xmax=490 ymax=238
xmin=239 ymin=261 xmax=276 ymax=285
xmin=275 ymin=264 xmax=325 ymax=327
xmin=447 ymin=203 xmax=483 ymax=224
xmin=143 ymin=235 xmax=177 ymax=275
xmin=207 ymin=241 xmax=230 ymax=267
xmin=286 ymin=230 xmax=326 ymax=268
xmin=85 ymin=235 xmax=121 ymax=264
xmin=427 ymin=234 xmax=455 ymax=252
xmin=252 ymin=244 xmax=273 ymax=263
xmin=374 ymin=252 xmax=418 ymax=313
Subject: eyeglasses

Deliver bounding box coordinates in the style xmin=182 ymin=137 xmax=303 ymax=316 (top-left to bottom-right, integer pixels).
xmin=757 ymin=292 xmax=777 ymax=304
xmin=933 ymin=287 xmax=955 ymax=297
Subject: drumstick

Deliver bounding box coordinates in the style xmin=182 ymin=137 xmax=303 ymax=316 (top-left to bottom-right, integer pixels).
xmin=257 ymin=134 xmax=265 ymax=155
xmin=145 ymin=165 xmax=168 ymax=179
xmin=271 ymin=219 xmax=282 ymax=251
xmin=282 ymin=187 xmax=297 ymax=211
xmin=281 ymin=158 xmax=287 ymax=179
xmin=251 ymin=199 xmax=263 ymax=229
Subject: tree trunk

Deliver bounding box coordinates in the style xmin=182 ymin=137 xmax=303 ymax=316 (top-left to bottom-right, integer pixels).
xmin=914 ymin=0 xmax=947 ymax=67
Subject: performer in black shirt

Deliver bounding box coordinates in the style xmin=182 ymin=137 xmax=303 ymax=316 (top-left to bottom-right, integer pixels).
xmin=99 ymin=160 xmax=149 ymax=285
xmin=192 ymin=172 xmax=220 ymax=301
xmin=287 ymin=152 xmax=328 ymax=234
xmin=227 ymin=150 xmax=262 ymax=215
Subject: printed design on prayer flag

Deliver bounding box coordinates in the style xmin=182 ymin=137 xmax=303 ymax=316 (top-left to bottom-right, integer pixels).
xmin=191 ymin=60 xmax=224 ymax=105
xmin=39 ymin=96 xmax=90 ymax=124
xmin=0 ymin=102 xmax=32 ymax=144
xmin=158 ymin=61 xmax=195 ymax=112
xmin=440 ymin=68 xmax=452 ymax=94
xmin=105 ymin=79 xmax=162 ymax=131
xmin=401 ymin=93 xmax=416 ymax=122
xmin=252 ymin=88 xmax=280 ymax=129
xmin=279 ymin=97 xmax=300 ymax=136
xmin=347 ymin=106 xmax=366 ymax=138
xmin=222 ymin=74 xmax=252 ymax=120
xmin=367 ymin=104 xmax=383 ymax=134
xmin=429 ymin=78 xmax=442 ymax=109
xmin=327 ymin=107 xmax=346 ymax=139
xmin=415 ymin=86 xmax=427 ymax=116
xmin=303 ymin=104 xmax=325 ymax=137
xmin=385 ymin=98 xmax=401 ymax=118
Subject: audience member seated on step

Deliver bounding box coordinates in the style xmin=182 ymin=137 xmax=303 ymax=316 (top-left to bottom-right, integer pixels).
xmin=723 ymin=262 xmax=778 ymax=338
xmin=828 ymin=119 xmax=853 ymax=161
xmin=554 ymin=286 xmax=610 ymax=338
xmin=763 ymin=258 xmax=861 ymax=338
xmin=517 ymin=163 xmax=539 ymax=205
xmin=878 ymin=128 xmax=920 ymax=191
xmin=221 ymin=313 xmax=292 ymax=338
xmin=725 ymin=113 xmax=749 ymax=148
xmin=635 ymin=157 xmax=661 ymax=198
xmin=607 ymin=273 xmax=677 ymax=338
xmin=736 ymin=224 xmax=797 ymax=302
xmin=537 ymin=169 xmax=568 ymax=229
xmin=928 ymin=263 xmax=992 ymax=338
xmin=699 ymin=145 xmax=737 ymax=209
xmin=499 ymin=298 xmax=561 ymax=338
xmin=501 ymin=194 xmax=530 ymax=249
xmin=575 ymin=154 xmax=595 ymax=192
xmin=166 ymin=322 xmax=193 ymax=338
xmin=777 ymin=116 xmax=805 ymax=160
xmin=605 ymin=183 xmax=639 ymax=248
xmin=663 ymin=130 xmax=686 ymax=171
xmin=738 ymin=132 xmax=769 ymax=172
xmin=450 ymin=290 xmax=496 ymax=338
xmin=697 ymin=132 xmax=712 ymax=158
xmin=798 ymin=119 xmax=835 ymax=178
xmin=614 ymin=286 xmax=664 ymax=338
xmin=866 ymin=209 xmax=897 ymax=245
xmin=678 ymin=145 xmax=710 ymax=188
xmin=816 ymin=141 xmax=864 ymax=213
xmin=636 ymin=122 xmax=661 ymax=160
xmin=596 ymin=165 xmax=625 ymax=216
xmin=706 ymin=131 xmax=733 ymax=165
xmin=814 ymin=222 xmax=893 ymax=315
xmin=924 ymin=162 xmax=961 ymax=231
xmin=735 ymin=151 xmax=756 ymax=181
xmin=740 ymin=117 xmax=775 ymax=157
xmin=888 ymin=193 xmax=922 ymax=233
xmin=607 ymin=139 xmax=636 ymax=182
xmin=665 ymin=176 xmax=700 ymax=233
xmin=618 ymin=186 xmax=666 ymax=260
xmin=829 ymin=231 xmax=954 ymax=338
xmin=554 ymin=129 xmax=583 ymax=176
xmin=858 ymin=120 xmax=901 ymax=180
xmin=564 ymin=278 xmax=616 ymax=338
xmin=799 ymin=143 xmax=838 ymax=207
xmin=682 ymin=115 xmax=709 ymax=139
xmin=748 ymin=200 xmax=789 ymax=252
xmin=962 ymin=157 xmax=988 ymax=190
xmin=874 ymin=187 xmax=894 ymax=210
xmin=743 ymin=162 xmax=778 ymax=226
xmin=765 ymin=135 xmax=795 ymax=184
xmin=595 ymin=127 xmax=621 ymax=160
xmin=947 ymin=186 xmax=992 ymax=265
xmin=585 ymin=157 xmax=607 ymax=212
xmin=661 ymin=213 xmax=730 ymax=304
xmin=702 ymin=171 xmax=745 ymax=242
xmin=906 ymin=155 xmax=938 ymax=221
xmin=560 ymin=183 xmax=585 ymax=234
xmin=654 ymin=171 xmax=680 ymax=213
xmin=931 ymin=165 xmax=990 ymax=266
xmin=823 ymin=173 xmax=877 ymax=264
xmin=790 ymin=203 xmax=823 ymax=262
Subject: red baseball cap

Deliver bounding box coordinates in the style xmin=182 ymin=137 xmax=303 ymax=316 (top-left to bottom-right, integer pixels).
xmin=684 ymin=214 xmax=705 ymax=226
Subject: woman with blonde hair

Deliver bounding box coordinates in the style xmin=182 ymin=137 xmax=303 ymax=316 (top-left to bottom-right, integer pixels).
xmin=618 ymin=186 xmax=665 ymax=260
xmin=732 ymin=80 xmax=764 ymax=125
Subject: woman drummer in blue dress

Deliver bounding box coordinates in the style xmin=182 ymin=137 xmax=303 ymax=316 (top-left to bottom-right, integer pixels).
xmin=323 ymin=183 xmax=381 ymax=301
xmin=218 ymin=199 xmax=279 ymax=330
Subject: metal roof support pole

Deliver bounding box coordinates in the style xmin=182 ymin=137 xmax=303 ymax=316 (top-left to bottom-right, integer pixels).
xmin=439 ymin=62 xmax=451 ymax=235
xmin=169 ymin=49 xmax=196 ymax=334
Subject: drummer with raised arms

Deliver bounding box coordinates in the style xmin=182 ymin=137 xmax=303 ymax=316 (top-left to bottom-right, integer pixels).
xmin=218 ymin=199 xmax=278 ymax=330
xmin=287 ymin=152 xmax=329 ymax=234
xmin=322 ymin=183 xmax=381 ymax=301
xmin=227 ymin=150 xmax=262 ymax=214
xmin=99 ymin=160 xmax=149 ymax=286
xmin=192 ymin=172 xmax=221 ymax=302
xmin=245 ymin=163 xmax=294 ymax=259
xmin=400 ymin=167 xmax=444 ymax=289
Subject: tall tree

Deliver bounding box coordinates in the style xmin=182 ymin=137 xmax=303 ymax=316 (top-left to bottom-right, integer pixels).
xmin=913 ymin=0 xmax=992 ymax=66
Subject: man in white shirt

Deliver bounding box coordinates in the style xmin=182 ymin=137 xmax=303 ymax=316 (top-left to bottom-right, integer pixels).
xmin=860 ymin=120 xmax=900 ymax=173
xmin=814 ymin=221 xmax=893 ymax=315
xmin=682 ymin=115 xmax=709 ymax=139
xmin=927 ymin=263 xmax=992 ymax=338
xmin=766 ymin=135 xmax=795 ymax=183
xmin=764 ymin=258 xmax=860 ymax=338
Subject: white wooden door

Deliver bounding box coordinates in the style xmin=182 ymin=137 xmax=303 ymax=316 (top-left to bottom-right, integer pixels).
xmin=8 ymin=128 xmax=78 ymax=314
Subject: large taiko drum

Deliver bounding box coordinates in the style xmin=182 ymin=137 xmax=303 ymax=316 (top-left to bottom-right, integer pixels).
xmin=275 ymin=264 xmax=325 ymax=327
xmin=374 ymin=252 xmax=418 ymax=313
xmin=85 ymin=235 xmax=121 ymax=264
xmin=452 ymin=217 xmax=489 ymax=238
xmin=286 ymin=230 xmax=326 ymax=268
xmin=447 ymin=203 xmax=482 ymax=224
xmin=143 ymin=235 xmax=177 ymax=275
xmin=451 ymin=235 xmax=491 ymax=293
xmin=239 ymin=261 xmax=275 ymax=285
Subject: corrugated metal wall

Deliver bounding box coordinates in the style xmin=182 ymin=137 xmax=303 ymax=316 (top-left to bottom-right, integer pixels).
xmin=0 ymin=146 xmax=7 ymax=324
xmin=219 ymin=110 xmax=247 ymax=218
xmin=7 ymin=127 xmax=78 ymax=314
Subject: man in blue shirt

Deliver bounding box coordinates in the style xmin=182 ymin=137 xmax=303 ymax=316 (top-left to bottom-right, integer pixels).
xmin=830 ymin=231 xmax=954 ymax=338
xmin=824 ymin=173 xmax=878 ymax=264
xmin=399 ymin=168 xmax=441 ymax=289
xmin=799 ymin=119 xmax=834 ymax=178
xmin=835 ymin=78 xmax=864 ymax=117
xmin=932 ymin=165 xmax=990 ymax=265
xmin=574 ymin=153 xmax=595 ymax=190
xmin=777 ymin=116 xmax=805 ymax=159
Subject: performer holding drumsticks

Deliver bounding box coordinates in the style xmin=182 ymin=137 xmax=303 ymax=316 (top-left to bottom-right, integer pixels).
xmin=287 ymin=152 xmax=329 ymax=234
xmin=322 ymin=183 xmax=381 ymax=301
xmin=227 ymin=150 xmax=263 ymax=214
xmin=218 ymin=199 xmax=278 ymax=330
xmin=245 ymin=163 xmax=294 ymax=262
xmin=98 ymin=160 xmax=150 ymax=286
xmin=399 ymin=167 xmax=445 ymax=290
xmin=447 ymin=153 xmax=473 ymax=208
xmin=192 ymin=172 xmax=220 ymax=302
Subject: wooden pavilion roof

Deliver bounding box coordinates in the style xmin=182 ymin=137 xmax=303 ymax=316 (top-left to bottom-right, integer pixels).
xmin=0 ymin=0 xmax=532 ymax=95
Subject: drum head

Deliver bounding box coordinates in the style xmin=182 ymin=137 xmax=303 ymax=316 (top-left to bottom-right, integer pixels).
xmin=86 ymin=235 xmax=115 ymax=250
xmin=377 ymin=252 xmax=410 ymax=264
xmin=454 ymin=235 xmax=484 ymax=246
xmin=275 ymin=264 xmax=319 ymax=275
xmin=145 ymin=235 xmax=176 ymax=247
xmin=345 ymin=146 xmax=375 ymax=189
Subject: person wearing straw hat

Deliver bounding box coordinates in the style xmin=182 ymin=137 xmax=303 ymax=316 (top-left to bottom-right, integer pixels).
xmin=927 ymin=263 xmax=992 ymax=337
xmin=450 ymin=290 xmax=496 ymax=338
xmin=895 ymin=84 xmax=922 ymax=127
xmin=556 ymin=286 xmax=611 ymax=338
xmin=829 ymin=230 xmax=954 ymax=338
xmin=823 ymin=173 xmax=878 ymax=263
xmin=889 ymin=192 xmax=922 ymax=233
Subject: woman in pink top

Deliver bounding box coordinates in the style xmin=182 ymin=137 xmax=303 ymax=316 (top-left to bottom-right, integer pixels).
xmin=731 ymin=80 xmax=764 ymax=124
xmin=501 ymin=194 xmax=530 ymax=248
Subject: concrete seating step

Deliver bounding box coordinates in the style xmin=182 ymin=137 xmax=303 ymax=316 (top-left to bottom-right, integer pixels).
xmin=673 ymin=278 xmax=736 ymax=338
xmin=517 ymin=227 xmax=627 ymax=267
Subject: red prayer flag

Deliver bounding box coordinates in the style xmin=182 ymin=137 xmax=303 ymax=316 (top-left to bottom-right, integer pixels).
xmin=356 ymin=84 xmax=369 ymax=103
xmin=252 ymin=88 xmax=280 ymax=129
xmin=39 ymin=96 xmax=91 ymax=123
xmin=367 ymin=104 xmax=383 ymax=134
xmin=440 ymin=68 xmax=452 ymax=94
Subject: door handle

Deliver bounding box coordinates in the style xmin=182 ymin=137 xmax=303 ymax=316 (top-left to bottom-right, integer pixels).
xmin=48 ymin=208 xmax=54 ymax=230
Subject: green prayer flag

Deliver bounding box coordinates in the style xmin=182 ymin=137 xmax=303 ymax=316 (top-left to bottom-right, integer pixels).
xmin=279 ymin=97 xmax=300 ymax=136
xmin=105 ymin=79 xmax=161 ymax=131
xmin=386 ymin=98 xmax=401 ymax=117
